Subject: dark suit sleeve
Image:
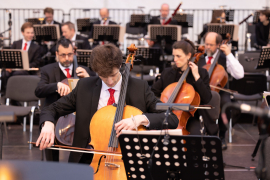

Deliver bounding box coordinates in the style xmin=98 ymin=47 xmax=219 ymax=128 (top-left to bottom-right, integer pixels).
xmin=151 ymin=69 xmax=169 ymax=97
xmin=142 ymin=80 xmax=179 ymax=130
xmin=256 ymin=23 xmax=267 ymax=46
xmin=11 ymin=42 xmax=17 ymax=49
xmin=29 ymin=45 xmax=42 ymax=68
xmin=35 ymin=67 xmax=58 ymax=98
xmin=193 ymin=68 xmax=212 ymax=104
xmin=82 ymin=38 xmax=91 ymax=49
xmin=39 ymin=79 xmax=78 ymax=127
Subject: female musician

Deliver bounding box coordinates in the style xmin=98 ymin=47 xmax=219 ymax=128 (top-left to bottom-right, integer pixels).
xmin=255 ymin=10 xmax=270 ymax=48
xmin=151 ymin=40 xmax=212 ymax=135
xmin=36 ymin=44 xmax=179 ymax=164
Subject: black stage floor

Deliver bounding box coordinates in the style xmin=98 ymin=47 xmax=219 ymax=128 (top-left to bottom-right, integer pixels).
xmin=1 ymin=123 xmax=260 ymax=180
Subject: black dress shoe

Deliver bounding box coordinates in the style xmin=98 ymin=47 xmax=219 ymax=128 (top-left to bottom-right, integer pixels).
xmin=221 ymin=137 xmax=227 ymax=150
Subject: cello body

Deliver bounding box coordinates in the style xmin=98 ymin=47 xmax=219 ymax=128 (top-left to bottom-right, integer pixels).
xmin=89 ymin=105 xmax=146 ymax=180
xmin=203 ymin=63 xmax=228 ymax=92
xmin=160 ymin=82 xmax=200 ymax=135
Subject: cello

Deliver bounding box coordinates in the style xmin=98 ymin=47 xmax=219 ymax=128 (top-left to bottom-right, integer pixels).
xmin=55 ymin=53 xmax=80 ymax=146
xmin=160 ymin=46 xmax=205 ymax=135
xmin=89 ymin=44 xmax=146 ymax=180
xmin=203 ymin=33 xmax=231 ymax=92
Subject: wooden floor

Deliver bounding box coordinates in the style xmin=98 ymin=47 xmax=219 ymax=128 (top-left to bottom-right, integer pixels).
xmin=0 ymin=121 xmax=260 ymax=180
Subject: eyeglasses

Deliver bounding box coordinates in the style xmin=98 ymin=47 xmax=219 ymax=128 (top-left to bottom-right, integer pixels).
xmin=59 ymin=53 xmax=74 ymax=58
xmin=205 ymin=43 xmax=217 ymax=47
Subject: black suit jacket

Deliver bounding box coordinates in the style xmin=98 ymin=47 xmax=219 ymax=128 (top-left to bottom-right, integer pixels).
xmin=35 ymin=62 xmax=95 ymax=108
xmin=75 ymin=34 xmax=91 ymax=50
xmin=151 ymin=67 xmax=212 ymax=105
xmin=149 ymin=16 xmax=178 ymax=25
xmin=255 ymin=22 xmax=270 ymax=46
xmin=39 ymin=76 xmax=179 ymax=163
xmin=11 ymin=39 xmax=41 ymax=68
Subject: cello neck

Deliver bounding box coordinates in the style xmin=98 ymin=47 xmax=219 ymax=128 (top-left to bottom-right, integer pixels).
xmin=208 ymin=50 xmax=221 ymax=77
xmin=73 ymin=55 xmax=79 ymax=79
xmin=108 ymin=63 xmax=131 ymax=148
xmin=167 ymin=57 xmax=195 ymax=103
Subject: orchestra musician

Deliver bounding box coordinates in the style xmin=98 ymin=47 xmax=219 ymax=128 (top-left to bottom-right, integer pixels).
xmin=41 ymin=7 xmax=62 ymax=29
xmin=90 ymin=8 xmax=117 ymax=48
xmin=35 ymin=44 xmax=179 ymax=164
xmin=1 ymin=22 xmax=41 ymax=92
xmin=151 ymin=39 xmax=212 ymax=135
xmin=147 ymin=3 xmax=178 ymax=55
xmin=35 ymin=38 xmax=96 ymax=162
xmin=197 ymin=32 xmax=244 ymax=150
xmin=255 ymin=10 xmax=270 ymax=48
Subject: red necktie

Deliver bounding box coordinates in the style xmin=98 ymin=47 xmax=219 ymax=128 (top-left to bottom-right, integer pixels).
xmin=103 ymin=20 xmax=107 ymax=25
xmin=107 ymin=88 xmax=115 ymax=105
xmin=162 ymin=19 xmax=165 ymax=25
xmin=207 ymin=57 xmax=213 ymax=64
xmin=65 ymin=68 xmax=71 ymax=78
xmin=23 ymin=43 xmax=27 ymax=51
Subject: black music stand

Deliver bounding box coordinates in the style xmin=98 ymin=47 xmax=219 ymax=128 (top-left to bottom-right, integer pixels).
xmin=33 ymin=24 xmax=61 ymax=42
xmin=256 ymin=46 xmax=270 ymax=69
xmin=0 ymin=49 xmax=30 ymax=92
xmin=207 ymin=23 xmax=239 ymax=41
xmin=224 ymin=10 xmax=235 ymax=22
xmin=92 ymin=24 xmax=124 ymax=44
xmin=77 ymin=18 xmax=99 ymax=35
xmin=0 ymin=112 xmax=16 ymax=160
xmin=119 ymin=132 xmax=224 ymax=180
xmin=76 ymin=49 xmax=92 ymax=68
xmin=148 ymin=25 xmax=181 ymax=69
xmin=173 ymin=13 xmax=193 ymax=34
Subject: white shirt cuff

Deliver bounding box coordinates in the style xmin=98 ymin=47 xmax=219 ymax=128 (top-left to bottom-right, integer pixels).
xmin=143 ymin=115 xmax=150 ymax=128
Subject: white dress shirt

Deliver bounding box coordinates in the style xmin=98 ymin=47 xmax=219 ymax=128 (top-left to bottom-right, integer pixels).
xmin=22 ymin=39 xmax=31 ymax=51
xmin=100 ymin=19 xmax=109 ymax=25
xmin=71 ymin=33 xmax=76 ymax=47
xmin=160 ymin=16 xmax=170 ymax=25
xmin=58 ymin=62 xmax=73 ymax=78
xmin=45 ymin=20 xmax=54 ymax=25
xmin=98 ymin=74 xmax=150 ymax=127
xmin=205 ymin=50 xmax=244 ymax=80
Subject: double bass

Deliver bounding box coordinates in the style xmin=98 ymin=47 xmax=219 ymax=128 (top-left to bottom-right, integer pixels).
xmin=160 ymin=46 xmax=205 ymax=135
xmin=89 ymin=44 xmax=146 ymax=180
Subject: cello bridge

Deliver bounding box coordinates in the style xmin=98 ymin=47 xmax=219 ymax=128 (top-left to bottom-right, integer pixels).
xmin=105 ymin=163 xmax=120 ymax=168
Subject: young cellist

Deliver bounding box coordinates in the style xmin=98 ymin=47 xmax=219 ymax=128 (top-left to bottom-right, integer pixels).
xmin=151 ymin=39 xmax=212 ymax=135
xmin=35 ymin=43 xmax=179 ymax=164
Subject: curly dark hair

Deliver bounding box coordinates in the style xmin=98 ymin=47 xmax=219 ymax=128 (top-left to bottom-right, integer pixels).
xmin=90 ymin=44 xmax=123 ymax=77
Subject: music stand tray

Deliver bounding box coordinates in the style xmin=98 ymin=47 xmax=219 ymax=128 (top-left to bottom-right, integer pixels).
xmin=148 ymin=25 xmax=181 ymax=42
xmin=173 ymin=13 xmax=194 ymax=27
xmin=76 ymin=49 xmax=92 ymax=68
xmin=130 ymin=14 xmax=151 ymax=27
xmin=33 ymin=24 xmax=61 ymax=42
xmin=256 ymin=46 xmax=270 ymax=69
xmin=119 ymin=130 xmax=224 ymax=180
xmin=0 ymin=49 xmax=30 ymax=70
xmin=77 ymin=18 xmax=99 ymax=32
xmin=207 ymin=23 xmax=239 ymax=41
xmin=92 ymin=24 xmax=125 ymax=43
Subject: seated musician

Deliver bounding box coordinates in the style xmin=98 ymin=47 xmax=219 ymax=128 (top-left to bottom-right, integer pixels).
xmin=35 ymin=44 xmax=179 ymax=164
xmin=42 ymin=7 xmax=61 ymax=28
xmin=255 ymin=10 xmax=270 ymax=48
xmin=198 ymin=32 xmax=244 ymax=150
xmin=35 ymin=38 xmax=95 ymax=162
xmin=1 ymin=22 xmax=41 ymax=92
xmin=147 ymin=3 xmax=178 ymax=55
xmin=49 ymin=21 xmax=91 ymax=63
xmin=90 ymin=8 xmax=117 ymax=48
xmin=151 ymin=39 xmax=212 ymax=135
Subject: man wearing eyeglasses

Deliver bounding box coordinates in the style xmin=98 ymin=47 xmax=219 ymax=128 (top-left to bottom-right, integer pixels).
xmin=197 ymin=32 xmax=244 ymax=150
xmin=35 ymin=38 xmax=96 ymax=162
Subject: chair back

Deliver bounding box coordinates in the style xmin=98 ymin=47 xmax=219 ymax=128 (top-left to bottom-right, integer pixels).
xmin=6 ymin=75 xmax=40 ymax=102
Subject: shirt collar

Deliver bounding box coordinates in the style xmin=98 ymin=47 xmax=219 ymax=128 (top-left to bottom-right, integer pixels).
xmin=71 ymin=33 xmax=76 ymax=41
xmin=46 ymin=20 xmax=54 ymax=25
xmin=58 ymin=62 xmax=73 ymax=72
xmin=206 ymin=49 xmax=219 ymax=59
xmin=22 ymin=39 xmax=31 ymax=46
xmin=101 ymin=73 xmax=122 ymax=92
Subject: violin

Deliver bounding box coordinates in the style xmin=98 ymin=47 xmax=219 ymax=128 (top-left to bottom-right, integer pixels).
xmin=160 ymin=46 xmax=205 ymax=135
xmin=203 ymin=33 xmax=231 ymax=92
xmin=89 ymin=44 xmax=146 ymax=180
